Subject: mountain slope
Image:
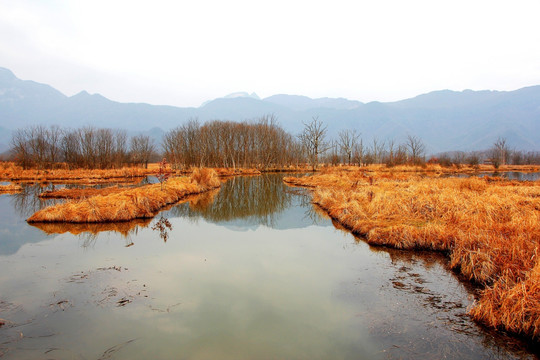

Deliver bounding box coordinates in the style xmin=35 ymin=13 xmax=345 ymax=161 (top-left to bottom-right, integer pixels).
xmin=264 ymin=94 xmax=363 ymax=111
xmin=0 ymin=67 xmax=539 ymax=153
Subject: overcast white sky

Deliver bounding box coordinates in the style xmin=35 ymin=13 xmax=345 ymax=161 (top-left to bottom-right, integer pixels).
xmin=1 ymin=0 xmax=540 ymax=107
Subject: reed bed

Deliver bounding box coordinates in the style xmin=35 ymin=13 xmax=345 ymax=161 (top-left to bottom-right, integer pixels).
xmin=0 ymin=183 xmax=23 ymax=194
xmin=27 ymin=168 xmax=221 ymax=223
xmin=284 ymin=169 xmax=540 ymax=341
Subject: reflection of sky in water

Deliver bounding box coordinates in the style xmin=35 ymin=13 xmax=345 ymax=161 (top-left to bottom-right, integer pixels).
xmin=444 ymin=172 xmax=540 ymax=180
xmin=165 ymin=175 xmax=331 ymax=231
xmin=0 ymin=175 xmax=536 ymax=359
xmin=487 ymin=171 xmax=540 ymax=181
xmin=0 ymin=195 xmax=53 ymax=255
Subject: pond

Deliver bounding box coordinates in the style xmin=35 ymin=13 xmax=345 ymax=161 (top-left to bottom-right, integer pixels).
xmin=0 ymin=175 xmax=537 ymax=359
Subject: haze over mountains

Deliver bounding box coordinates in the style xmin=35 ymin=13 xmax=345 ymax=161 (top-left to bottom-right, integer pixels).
xmin=1 ymin=66 xmax=539 ymax=154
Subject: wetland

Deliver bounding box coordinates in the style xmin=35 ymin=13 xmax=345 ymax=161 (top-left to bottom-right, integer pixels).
xmin=0 ymin=174 xmax=537 ymax=359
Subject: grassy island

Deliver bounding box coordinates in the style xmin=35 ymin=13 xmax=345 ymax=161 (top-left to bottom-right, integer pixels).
xmin=27 ymin=168 xmax=220 ymax=223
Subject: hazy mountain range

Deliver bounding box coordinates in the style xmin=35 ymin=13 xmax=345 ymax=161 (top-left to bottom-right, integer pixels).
xmin=1 ymin=66 xmax=539 ymax=154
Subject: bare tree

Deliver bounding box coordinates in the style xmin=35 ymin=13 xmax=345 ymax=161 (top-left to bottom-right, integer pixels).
xmin=338 ymin=129 xmax=360 ymax=165
xmin=370 ymin=137 xmax=385 ymax=164
xmin=299 ymin=116 xmax=330 ymax=170
xmin=114 ymin=130 xmax=129 ymax=166
xmin=10 ymin=125 xmax=64 ymax=169
xmin=386 ymin=138 xmax=397 ymax=165
xmin=130 ymin=134 xmax=155 ymax=168
xmin=11 ymin=128 xmax=32 ymax=169
xmin=405 ymin=134 xmax=426 ymax=165
xmin=352 ymin=138 xmax=364 ymax=166
xmin=46 ymin=125 xmax=63 ymax=167
xmin=492 ymin=136 xmax=509 ymax=167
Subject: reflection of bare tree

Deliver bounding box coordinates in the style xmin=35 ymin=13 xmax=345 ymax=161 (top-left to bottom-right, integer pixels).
xmin=299 ymin=193 xmax=329 ymax=225
xmin=79 ymin=232 xmax=99 ymax=248
xmin=188 ymin=189 xmax=220 ymax=212
xmin=151 ymin=215 xmax=172 ymax=242
xmin=10 ymin=183 xmax=61 ymax=218
xmin=168 ymin=175 xmax=293 ymax=227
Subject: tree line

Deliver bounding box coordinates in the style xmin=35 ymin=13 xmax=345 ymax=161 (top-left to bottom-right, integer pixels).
xmin=162 ymin=115 xmax=302 ymax=169
xmin=435 ymin=137 xmax=540 ymax=168
xmin=7 ymin=116 xmax=540 ymax=170
xmin=10 ymin=125 xmax=155 ymax=169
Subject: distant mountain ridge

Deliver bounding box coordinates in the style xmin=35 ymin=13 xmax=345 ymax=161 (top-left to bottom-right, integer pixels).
xmin=1 ymin=67 xmax=539 ymax=153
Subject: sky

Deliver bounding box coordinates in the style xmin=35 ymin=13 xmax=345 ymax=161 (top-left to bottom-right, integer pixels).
xmin=1 ymin=0 xmax=540 ymax=108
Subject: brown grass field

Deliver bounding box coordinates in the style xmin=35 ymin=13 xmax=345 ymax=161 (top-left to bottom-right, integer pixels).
xmin=27 ymin=168 xmax=221 ymax=223
xmin=0 ymin=161 xmax=321 ymax=183
xmin=0 ymin=162 xmax=155 ymax=183
xmin=38 ymin=186 xmax=131 ymax=199
xmin=284 ymin=167 xmax=540 ymax=342
xmin=327 ymin=163 xmax=540 ymax=175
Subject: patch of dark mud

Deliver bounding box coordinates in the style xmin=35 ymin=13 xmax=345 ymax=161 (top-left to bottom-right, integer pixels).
xmin=57 ymin=266 xmax=149 ymax=309
xmin=374 ymin=247 xmax=539 ymax=359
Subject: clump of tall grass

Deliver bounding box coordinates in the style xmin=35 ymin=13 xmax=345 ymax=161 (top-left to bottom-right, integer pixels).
xmin=191 ymin=168 xmax=222 ymax=187
xmin=284 ymin=169 xmax=540 ymax=341
xmin=27 ymin=169 xmax=221 ymax=223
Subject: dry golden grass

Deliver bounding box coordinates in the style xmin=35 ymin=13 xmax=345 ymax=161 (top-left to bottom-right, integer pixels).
xmin=39 ymin=186 xmax=130 ymax=199
xmin=0 ymin=162 xmax=153 ymax=183
xmin=320 ymin=163 xmax=540 ymax=175
xmin=284 ymin=168 xmax=540 ymax=341
xmin=27 ymin=168 xmax=221 ymax=223
xmin=213 ymin=168 xmax=262 ymax=177
xmin=0 ymin=183 xmax=23 ymax=194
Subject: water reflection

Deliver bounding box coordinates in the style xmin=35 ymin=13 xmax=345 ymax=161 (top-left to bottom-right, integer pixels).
xmin=151 ymin=215 xmax=173 ymax=242
xmin=487 ymin=171 xmax=540 ymax=181
xmin=169 ymin=176 xmax=288 ymax=226
xmin=445 ymin=171 xmax=540 ymax=181
xmin=0 ymin=175 xmax=538 ymax=359
xmin=13 ymin=175 xmax=326 ymax=242
xmin=358 ymin=246 xmax=537 ymax=357
xmin=9 ymin=183 xmax=59 ymax=218
xmin=167 ymin=175 xmax=327 ymax=230
xmin=28 ymin=218 xmax=152 ymax=237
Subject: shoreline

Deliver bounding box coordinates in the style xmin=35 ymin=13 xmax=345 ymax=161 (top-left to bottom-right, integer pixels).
xmin=284 ymin=169 xmax=540 ymax=344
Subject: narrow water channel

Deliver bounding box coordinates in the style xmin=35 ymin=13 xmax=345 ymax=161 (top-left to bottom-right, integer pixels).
xmin=0 ymin=174 xmax=537 ymax=359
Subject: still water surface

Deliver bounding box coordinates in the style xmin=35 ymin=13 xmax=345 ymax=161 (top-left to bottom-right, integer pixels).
xmin=0 ymin=175 xmax=537 ymax=359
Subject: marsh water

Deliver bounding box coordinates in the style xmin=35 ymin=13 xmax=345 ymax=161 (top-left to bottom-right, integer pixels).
xmin=0 ymin=174 xmax=537 ymax=359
